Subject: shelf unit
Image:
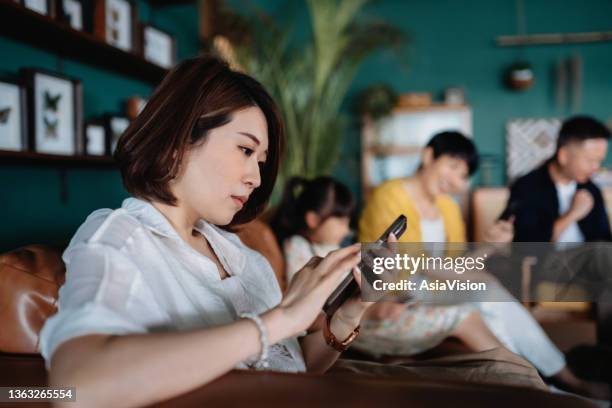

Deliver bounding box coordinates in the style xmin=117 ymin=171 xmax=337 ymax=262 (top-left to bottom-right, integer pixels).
xmin=361 ymin=103 xmax=472 ymax=200
xmin=0 ymin=0 xmax=168 ymax=85
xmin=0 ymin=150 xmax=115 ymax=168
xmin=146 ymin=0 xmax=193 ymax=5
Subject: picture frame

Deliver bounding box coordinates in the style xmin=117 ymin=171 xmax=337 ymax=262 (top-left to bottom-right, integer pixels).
xmin=22 ymin=0 xmax=55 ymax=17
xmin=94 ymin=0 xmax=138 ymax=52
xmin=84 ymin=121 xmax=107 ymax=156
xmin=104 ymin=115 xmax=130 ymax=155
xmin=21 ymin=68 xmax=83 ymax=155
xmin=140 ymin=24 xmax=176 ymax=69
xmin=56 ymin=0 xmax=83 ymax=31
xmin=0 ymin=78 xmax=28 ymax=152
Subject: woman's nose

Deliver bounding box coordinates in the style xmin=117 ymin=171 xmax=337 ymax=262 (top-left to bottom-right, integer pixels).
xmin=245 ymin=160 xmax=261 ymax=188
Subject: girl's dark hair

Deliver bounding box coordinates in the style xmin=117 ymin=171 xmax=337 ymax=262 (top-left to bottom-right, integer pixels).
xmin=114 ymin=54 xmax=284 ymax=228
xmin=426 ymin=131 xmax=479 ymax=175
xmin=270 ymin=176 xmax=354 ymax=245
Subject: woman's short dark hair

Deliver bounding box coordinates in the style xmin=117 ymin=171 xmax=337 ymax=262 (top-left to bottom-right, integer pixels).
xmin=114 ymin=54 xmax=284 ymax=227
xmin=426 ymin=131 xmax=479 ymax=175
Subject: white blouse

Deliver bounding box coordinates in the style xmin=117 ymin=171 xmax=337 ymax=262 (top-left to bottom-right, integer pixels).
xmin=39 ymin=197 xmax=306 ymax=373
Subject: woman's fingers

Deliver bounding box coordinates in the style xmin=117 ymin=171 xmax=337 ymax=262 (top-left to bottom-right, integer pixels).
xmin=322 ymin=251 xmax=361 ymax=287
xmin=317 ymin=243 xmax=360 ymax=273
xmin=305 ymin=256 xmax=323 ymax=268
xmin=352 ymin=266 xmax=362 ymax=287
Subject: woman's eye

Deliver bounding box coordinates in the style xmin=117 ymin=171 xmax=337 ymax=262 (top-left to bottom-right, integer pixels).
xmin=240 ymin=146 xmax=254 ymax=156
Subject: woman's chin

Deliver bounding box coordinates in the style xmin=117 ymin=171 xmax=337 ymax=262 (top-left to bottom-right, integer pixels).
xmin=205 ymin=211 xmax=236 ymax=226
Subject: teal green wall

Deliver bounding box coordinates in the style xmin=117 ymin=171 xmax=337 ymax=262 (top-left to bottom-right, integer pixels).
xmin=341 ymin=0 xmax=612 ymax=195
xmin=0 ymin=2 xmax=200 ymax=251
xmin=2 ymin=0 xmax=612 ymax=250
xmin=225 ymin=0 xmax=612 ymax=204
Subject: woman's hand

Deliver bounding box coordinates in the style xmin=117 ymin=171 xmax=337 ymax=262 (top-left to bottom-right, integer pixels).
xmin=275 ymin=243 xmax=362 ymax=338
xmin=333 ymin=233 xmax=400 ymax=328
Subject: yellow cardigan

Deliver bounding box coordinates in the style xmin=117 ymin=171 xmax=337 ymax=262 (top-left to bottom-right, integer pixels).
xmin=359 ymin=178 xmax=466 ymax=243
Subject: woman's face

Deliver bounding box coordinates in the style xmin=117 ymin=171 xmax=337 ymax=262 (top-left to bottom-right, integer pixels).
xmin=421 ymin=151 xmax=470 ymax=197
xmin=171 ymin=106 xmax=269 ymax=225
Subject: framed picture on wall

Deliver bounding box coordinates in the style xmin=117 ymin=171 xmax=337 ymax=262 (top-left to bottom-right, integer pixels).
xmin=22 ymin=0 xmax=55 ymax=17
xmin=84 ymin=121 xmax=107 ymax=156
xmin=104 ymin=115 xmax=130 ymax=155
xmin=0 ymin=79 xmax=28 ymax=152
xmin=21 ymin=68 xmax=83 ymax=155
xmin=57 ymin=0 xmax=83 ymax=30
xmin=141 ymin=24 xmax=176 ymax=69
xmin=94 ymin=0 xmax=138 ymax=52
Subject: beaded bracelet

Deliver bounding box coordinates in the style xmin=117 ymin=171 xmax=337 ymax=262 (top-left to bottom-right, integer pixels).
xmin=240 ymin=313 xmax=269 ymax=370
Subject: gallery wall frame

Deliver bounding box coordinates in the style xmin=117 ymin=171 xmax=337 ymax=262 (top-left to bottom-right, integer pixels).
xmin=0 ymin=78 xmax=28 ymax=152
xmin=21 ymin=68 xmax=83 ymax=156
xmin=93 ymin=0 xmax=138 ymax=53
xmin=140 ymin=23 xmax=176 ymax=69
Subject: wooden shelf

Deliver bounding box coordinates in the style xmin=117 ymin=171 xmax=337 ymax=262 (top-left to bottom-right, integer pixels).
xmin=0 ymin=150 xmax=116 ymax=168
xmin=366 ymin=144 xmax=422 ymax=156
xmin=392 ymin=104 xmax=470 ymax=113
xmin=0 ymin=0 xmax=168 ymax=85
xmin=146 ymin=0 xmax=194 ymax=5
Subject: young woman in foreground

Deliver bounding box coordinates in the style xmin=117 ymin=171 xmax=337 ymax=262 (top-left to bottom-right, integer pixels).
xmin=40 ymin=55 xmax=369 ymax=408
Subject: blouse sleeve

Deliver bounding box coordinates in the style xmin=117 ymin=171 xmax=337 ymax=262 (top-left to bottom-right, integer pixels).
xmin=39 ymin=243 xmax=147 ymax=367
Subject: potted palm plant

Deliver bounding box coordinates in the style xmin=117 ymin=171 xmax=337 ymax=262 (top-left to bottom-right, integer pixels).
xmin=211 ymin=0 xmax=406 ymax=193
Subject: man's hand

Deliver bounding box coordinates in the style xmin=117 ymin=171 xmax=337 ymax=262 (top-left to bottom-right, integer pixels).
xmin=568 ymin=189 xmax=594 ymax=221
xmin=484 ymin=217 xmax=514 ymax=243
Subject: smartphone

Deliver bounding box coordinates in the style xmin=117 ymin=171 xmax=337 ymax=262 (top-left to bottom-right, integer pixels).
xmin=322 ymin=214 xmax=407 ymax=316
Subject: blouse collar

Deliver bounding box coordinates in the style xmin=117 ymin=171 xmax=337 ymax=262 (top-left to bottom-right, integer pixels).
xmin=122 ymin=197 xmax=247 ymax=275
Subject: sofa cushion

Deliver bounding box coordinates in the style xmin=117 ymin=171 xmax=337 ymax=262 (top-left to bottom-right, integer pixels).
xmin=0 ymin=245 xmax=65 ymax=353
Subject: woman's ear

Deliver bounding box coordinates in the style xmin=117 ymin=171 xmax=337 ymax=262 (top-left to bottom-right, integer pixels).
xmin=421 ymin=146 xmax=434 ymax=167
xmin=305 ymin=211 xmax=321 ymax=230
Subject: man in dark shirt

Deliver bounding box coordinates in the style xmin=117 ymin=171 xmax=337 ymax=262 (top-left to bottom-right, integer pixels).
xmin=502 ymin=115 xmax=612 ymax=348
xmin=506 ymin=115 xmax=611 ymax=243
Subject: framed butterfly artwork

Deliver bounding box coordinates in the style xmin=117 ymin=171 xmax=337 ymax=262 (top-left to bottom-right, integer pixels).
xmin=21 ymin=68 xmax=83 ymax=155
xmin=93 ymin=0 xmax=138 ymax=52
xmin=0 ymin=79 xmax=28 ymax=152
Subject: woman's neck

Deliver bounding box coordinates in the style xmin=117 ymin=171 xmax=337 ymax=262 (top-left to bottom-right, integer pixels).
xmin=302 ymin=231 xmax=335 ymax=247
xmin=406 ymin=173 xmax=436 ymax=204
xmin=151 ymin=200 xmax=200 ymax=242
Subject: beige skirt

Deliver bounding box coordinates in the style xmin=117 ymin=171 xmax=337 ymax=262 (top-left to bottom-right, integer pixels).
xmin=352 ymin=303 xmax=474 ymax=357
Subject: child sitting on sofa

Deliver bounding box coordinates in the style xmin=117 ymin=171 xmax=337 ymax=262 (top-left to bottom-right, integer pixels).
xmin=271 ymin=176 xmax=507 ymax=357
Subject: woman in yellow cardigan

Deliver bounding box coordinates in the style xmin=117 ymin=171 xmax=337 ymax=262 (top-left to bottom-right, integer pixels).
xmin=355 ymin=131 xmax=507 ymax=357
xmin=357 ymin=131 xmax=608 ymax=399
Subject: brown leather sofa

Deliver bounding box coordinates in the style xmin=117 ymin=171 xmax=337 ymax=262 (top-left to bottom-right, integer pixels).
xmin=0 ymin=221 xmax=593 ymax=407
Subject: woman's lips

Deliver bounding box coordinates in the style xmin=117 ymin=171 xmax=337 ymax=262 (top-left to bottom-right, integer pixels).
xmin=231 ymin=195 xmax=246 ymax=208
